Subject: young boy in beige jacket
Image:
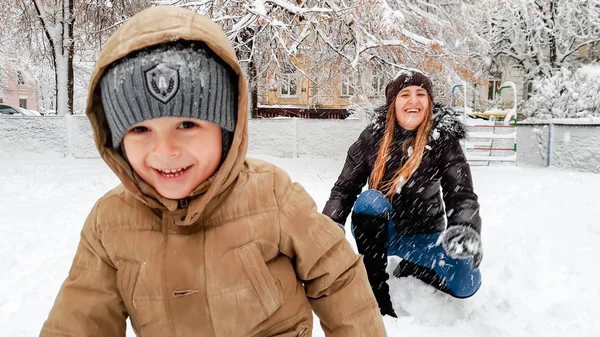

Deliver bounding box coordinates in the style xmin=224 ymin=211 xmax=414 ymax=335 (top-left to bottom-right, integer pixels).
xmin=39 ymin=6 xmax=386 ymax=337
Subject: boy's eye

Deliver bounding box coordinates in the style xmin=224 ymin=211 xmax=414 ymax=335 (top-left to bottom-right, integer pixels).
xmin=178 ymin=121 xmax=197 ymax=129
xmin=130 ymin=126 xmax=148 ymax=133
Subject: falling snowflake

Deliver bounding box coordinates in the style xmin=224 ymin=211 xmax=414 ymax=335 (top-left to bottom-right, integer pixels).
xmin=395 ymin=176 xmax=407 ymax=194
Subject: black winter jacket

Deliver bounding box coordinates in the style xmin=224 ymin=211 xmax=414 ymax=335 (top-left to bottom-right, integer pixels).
xmin=323 ymin=103 xmax=481 ymax=235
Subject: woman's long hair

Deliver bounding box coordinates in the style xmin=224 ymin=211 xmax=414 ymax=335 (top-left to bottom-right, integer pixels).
xmin=369 ymin=98 xmax=434 ymax=199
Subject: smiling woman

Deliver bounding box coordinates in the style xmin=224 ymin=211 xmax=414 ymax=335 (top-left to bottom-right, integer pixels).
xmin=323 ymin=68 xmax=483 ymax=317
xmin=394 ymin=86 xmax=430 ymax=131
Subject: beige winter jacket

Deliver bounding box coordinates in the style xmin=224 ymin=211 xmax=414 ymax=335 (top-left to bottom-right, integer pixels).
xmin=39 ymin=6 xmax=386 ymax=337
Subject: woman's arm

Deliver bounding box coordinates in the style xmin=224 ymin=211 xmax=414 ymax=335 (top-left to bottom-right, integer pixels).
xmin=322 ymin=129 xmax=372 ymax=227
xmin=438 ymin=138 xmax=483 ymax=267
xmin=439 ymin=138 xmax=481 ymax=232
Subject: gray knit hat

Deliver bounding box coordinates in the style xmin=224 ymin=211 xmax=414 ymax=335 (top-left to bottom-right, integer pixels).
xmin=100 ymin=41 xmax=237 ymax=148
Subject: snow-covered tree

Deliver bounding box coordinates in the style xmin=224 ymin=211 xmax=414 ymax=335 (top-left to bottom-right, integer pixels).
xmin=0 ymin=1 xmax=150 ymax=114
xmin=0 ymin=2 xmax=32 ymax=94
xmin=165 ymin=0 xmax=487 ymax=112
xmin=25 ymin=0 xmax=76 ymax=116
xmin=2 ymin=0 xmax=490 ymax=115
xmin=70 ymin=0 xmax=151 ymax=113
xmin=0 ymin=1 xmax=52 ymax=108
xmin=524 ymin=65 xmax=600 ymax=119
xmin=482 ymin=0 xmax=600 ymax=80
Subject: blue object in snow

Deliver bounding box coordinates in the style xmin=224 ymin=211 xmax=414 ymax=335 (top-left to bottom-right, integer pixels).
xmin=352 ymin=189 xmax=481 ymax=298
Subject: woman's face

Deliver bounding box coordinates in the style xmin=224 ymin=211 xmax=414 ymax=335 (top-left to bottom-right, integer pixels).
xmin=394 ymin=86 xmax=430 ymax=130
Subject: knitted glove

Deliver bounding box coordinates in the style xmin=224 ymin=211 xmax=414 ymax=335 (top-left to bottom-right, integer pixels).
xmin=442 ymin=225 xmax=483 ymax=269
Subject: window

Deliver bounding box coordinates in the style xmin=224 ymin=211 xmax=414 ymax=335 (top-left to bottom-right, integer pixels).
xmin=19 ymin=99 xmax=27 ymax=109
xmin=17 ymin=71 xmax=25 ymax=85
xmin=487 ymin=72 xmax=502 ymax=100
xmin=280 ymin=64 xmax=297 ymax=97
xmin=310 ymin=81 xmax=317 ymax=97
xmin=341 ymin=73 xmax=356 ymax=97
xmin=372 ymin=72 xmax=385 ymax=97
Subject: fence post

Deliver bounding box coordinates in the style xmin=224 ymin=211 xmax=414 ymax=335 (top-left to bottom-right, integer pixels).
xmin=293 ymin=118 xmax=298 ymax=158
xmin=65 ymin=115 xmax=72 ymax=158
xmin=547 ymin=122 xmax=554 ymax=167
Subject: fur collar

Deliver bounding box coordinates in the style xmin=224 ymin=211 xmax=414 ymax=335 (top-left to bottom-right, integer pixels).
xmin=369 ymin=103 xmax=466 ymax=142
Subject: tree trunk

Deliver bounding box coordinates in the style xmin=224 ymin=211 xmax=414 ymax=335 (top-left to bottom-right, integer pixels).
xmin=548 ymin=0 xmax=557 ymax=70
xmin=54 ymin=0 xmax=70 ymax=116
xmin=67 ymin=0 xmax=74 ymax=115
xmin=32 ymin=0 xmax=59 ymax=112
xmin=33 ymin=0 xmax=73 ymax=116
xmin=249 ymin=59 xmax=258 ymax=118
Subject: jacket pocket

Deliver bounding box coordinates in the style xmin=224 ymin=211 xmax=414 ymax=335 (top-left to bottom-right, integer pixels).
xmin=116 ymin=260 xmax=141 ymax=331
xmin=235 ymin=241 xmax=283 ymax=317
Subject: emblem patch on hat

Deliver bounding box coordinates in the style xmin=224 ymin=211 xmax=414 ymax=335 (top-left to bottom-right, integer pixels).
xmin=145 ymin=63 xmax=180 ymax=103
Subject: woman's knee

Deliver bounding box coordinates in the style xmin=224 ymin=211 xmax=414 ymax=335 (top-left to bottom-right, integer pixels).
xmin=353 ymin=189 xmax=391 ymax=216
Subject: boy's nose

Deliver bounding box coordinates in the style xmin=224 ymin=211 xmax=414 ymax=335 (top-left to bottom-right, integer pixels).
xmin=154 ymin=136 xmax=181 ymax=158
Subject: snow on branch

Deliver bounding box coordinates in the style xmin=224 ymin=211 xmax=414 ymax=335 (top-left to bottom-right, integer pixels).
xmin=312 ymin=24 xmax=353 ymax=64
xmin=228 ymin=13 xmax=257 ymax=39
xmin=400 ymin=29 xmax=444 ymax=46
xmin=173 ymin=1 xmax=214 ymax=7
xmin=264 ymin=0 xmax=333 ymax=15
xmin=289 ymin=25 xmax=311 ymax=54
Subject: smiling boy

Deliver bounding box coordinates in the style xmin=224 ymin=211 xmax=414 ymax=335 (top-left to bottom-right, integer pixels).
xmin=39 ymin=6 xmax=386 ymax=337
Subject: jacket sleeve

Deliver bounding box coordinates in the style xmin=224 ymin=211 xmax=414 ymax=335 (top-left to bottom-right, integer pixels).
xmin=439 ymin=138 xmax=482 ymax=233
xmin=322 ymin=129 xmax=371 ymax=225
xmin=40 ymin=202 xmax=127 ymax=337
xmin=275 ymin=167 xmax=387 ymax=337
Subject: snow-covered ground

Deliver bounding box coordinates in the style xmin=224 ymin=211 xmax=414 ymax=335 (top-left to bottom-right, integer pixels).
xmin=1 ymin=155 xmax=599 ymax=336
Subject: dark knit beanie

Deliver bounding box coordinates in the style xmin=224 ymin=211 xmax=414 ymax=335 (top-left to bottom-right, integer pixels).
xmin=385 ymin=69 xmax=433 ymax=108
xmin=100 ymin=41 xmax=237 ymax=149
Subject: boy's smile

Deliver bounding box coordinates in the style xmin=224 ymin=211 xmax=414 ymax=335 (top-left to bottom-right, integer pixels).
xmin=155 ymin=166 xmax=190 ymax=178
xmin=122 ymin=117 xmax=223 ymax=200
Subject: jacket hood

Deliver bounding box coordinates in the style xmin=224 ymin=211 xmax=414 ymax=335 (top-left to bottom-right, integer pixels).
xmin=85 ymin=6 xmax=249 ymax=223
xmin=429 ymin=103 xmax=467 ymax=142
xmin=369 ymin=103 xmax=466 ymax=142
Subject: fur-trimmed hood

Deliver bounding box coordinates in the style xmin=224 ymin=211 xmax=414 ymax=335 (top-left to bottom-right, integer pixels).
xmin=369 ymin=103 xmax=466 ymax=143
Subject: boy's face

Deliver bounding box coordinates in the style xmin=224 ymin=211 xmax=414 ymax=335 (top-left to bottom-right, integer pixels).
xmin=122 ymin=117 xmax=223 ymax=200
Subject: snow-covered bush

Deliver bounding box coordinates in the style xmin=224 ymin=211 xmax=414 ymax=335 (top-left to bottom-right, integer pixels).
xmin=346 ymin=95 xmax=384 ymax=122
xmin=524 ymin=65 xmax=600 ymax=119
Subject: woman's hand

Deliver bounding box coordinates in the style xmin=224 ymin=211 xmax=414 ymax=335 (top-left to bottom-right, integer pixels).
xmin=442 ymin=225 xmax=483 ymax=269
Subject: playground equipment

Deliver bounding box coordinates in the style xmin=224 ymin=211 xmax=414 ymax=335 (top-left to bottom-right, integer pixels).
xmin=450 ymin=81 xmax=518 ymax=166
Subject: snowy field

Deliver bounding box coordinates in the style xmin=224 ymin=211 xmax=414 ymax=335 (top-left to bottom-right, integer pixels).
xmin=1 ymin=155 xmax=599 ymax=336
